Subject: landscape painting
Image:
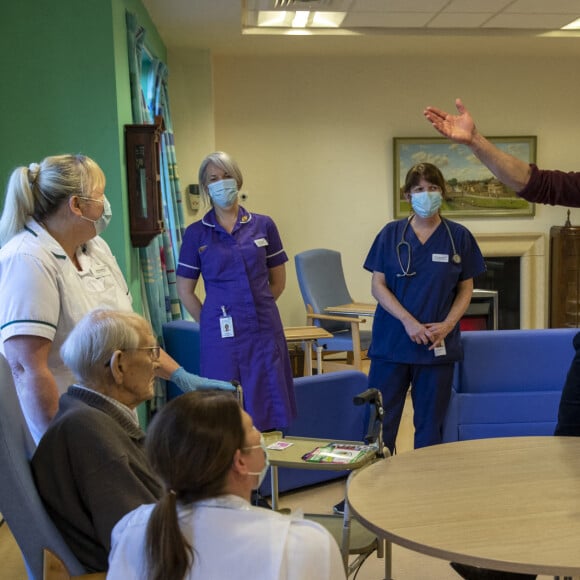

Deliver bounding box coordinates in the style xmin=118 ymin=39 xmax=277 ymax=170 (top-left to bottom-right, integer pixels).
xmin=393 ymin=136 xmax=537 ymax=218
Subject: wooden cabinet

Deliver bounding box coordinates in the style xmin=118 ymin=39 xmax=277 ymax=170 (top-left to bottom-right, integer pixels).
xmin=550 ymin=212 xmax=580 ymax=328
xmin=124 ymin=116 xmax=165 ymax=247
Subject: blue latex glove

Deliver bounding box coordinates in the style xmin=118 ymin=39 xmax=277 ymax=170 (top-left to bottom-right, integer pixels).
xmin=170 ymin=367 xmax=236 ymax=393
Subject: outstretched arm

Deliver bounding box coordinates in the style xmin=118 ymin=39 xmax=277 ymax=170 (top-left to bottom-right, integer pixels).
xmin=155 ymin=348 xmax=235 ymax=392
xmin=169 ymin=367 xmax=236 ymax=392
xmin=424 ymin=98 xmax=532 ymax=192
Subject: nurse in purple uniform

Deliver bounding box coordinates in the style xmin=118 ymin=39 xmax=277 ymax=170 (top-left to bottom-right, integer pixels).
xmin=176 ymin=152 xmax=296 ymax=431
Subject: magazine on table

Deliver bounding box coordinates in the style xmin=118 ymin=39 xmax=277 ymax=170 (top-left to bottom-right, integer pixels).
xmin=302 ymin=442 xmax=374 ymax=464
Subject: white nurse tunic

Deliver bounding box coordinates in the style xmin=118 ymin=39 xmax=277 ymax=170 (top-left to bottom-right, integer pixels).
xmin=0 ymin=219 xmax=132 ymax=440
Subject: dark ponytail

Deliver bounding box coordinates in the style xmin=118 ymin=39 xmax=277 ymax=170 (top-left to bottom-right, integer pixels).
xmin=146 ymin=490 xmax=191 ymax=580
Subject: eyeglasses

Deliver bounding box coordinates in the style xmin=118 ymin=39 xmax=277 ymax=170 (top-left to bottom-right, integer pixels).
xmin=105 ymin=345 xmax=161 ymax=367
xmin=124 ymin=346 xmax=161 ymax=361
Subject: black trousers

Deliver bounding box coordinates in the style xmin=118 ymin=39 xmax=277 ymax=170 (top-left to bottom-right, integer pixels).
xmin=554 ymin=331 xmax=580 ymax=437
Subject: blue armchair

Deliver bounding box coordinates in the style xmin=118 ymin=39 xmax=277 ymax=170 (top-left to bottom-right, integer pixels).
xmin=295 ymin=249 xmax=372 ymax=371
xmin=162 ymin=321 xmax=372 ymax=495
xmin=0 ymin=354 xmax=91 ymax=579
xmin=162 ymin=319 xmax=202 ymax=400
xmin=260 ymin=370 xmax=370 ymax=496
xmin=442 ymin=328 xmax=577 ymax=442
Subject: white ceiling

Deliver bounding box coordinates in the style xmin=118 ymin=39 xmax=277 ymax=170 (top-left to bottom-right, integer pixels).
xmin=141 ymin=0 xmax=580 ymax=57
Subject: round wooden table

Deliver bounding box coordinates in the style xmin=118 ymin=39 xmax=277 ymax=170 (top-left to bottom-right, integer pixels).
xmin=347 ymin=437 xmax=580 ymax=578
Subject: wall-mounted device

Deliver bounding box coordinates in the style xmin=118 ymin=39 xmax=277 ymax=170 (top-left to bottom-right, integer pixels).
xmin=124 ymin=116 xmax=165 ymax=247
xmin=188 ymin=184 xmax=200 ymax=212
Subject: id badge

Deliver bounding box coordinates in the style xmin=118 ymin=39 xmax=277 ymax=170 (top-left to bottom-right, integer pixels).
xmin=91 ymin=264 xmax=109 ymax=279
xmin=220 ymin=315 xmax=234 ymax=338
xmin=433 ymin=339 xmax=447 ymax=357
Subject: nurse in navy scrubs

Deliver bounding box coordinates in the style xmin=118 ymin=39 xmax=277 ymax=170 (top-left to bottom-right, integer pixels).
xmin=176 ymin=152 xmax=296 ymax=431
xmin=364 ymin=162 xmax=485 ymax=453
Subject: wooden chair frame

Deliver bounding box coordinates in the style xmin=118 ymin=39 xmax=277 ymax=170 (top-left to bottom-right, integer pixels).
xmin=306 ymin=305 xmax=367 ymax=372
xmin=43 ymin=550 xmax=105 ymax=580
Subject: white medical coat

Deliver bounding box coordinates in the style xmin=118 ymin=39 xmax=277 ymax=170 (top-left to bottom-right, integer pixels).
xmin=107 ymin=494 xmax=346 ymax=580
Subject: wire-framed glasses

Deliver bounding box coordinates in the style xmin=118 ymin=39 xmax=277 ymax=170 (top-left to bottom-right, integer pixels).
xmin=124 ymin=346 xmax=161 ymax=361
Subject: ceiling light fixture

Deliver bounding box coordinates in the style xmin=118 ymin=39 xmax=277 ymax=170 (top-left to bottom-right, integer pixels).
xmin=562 ymin=18 xmax=580 ymax=30
xmin=255 ymin=10 xmax=346 ymax=29
xmin=292 ymin=10 xmax=310 ymax=28
xmin=311 ymin=11 xmax=345 ymax=28
xmin=257 ymin=10 xmax=290 ymax=27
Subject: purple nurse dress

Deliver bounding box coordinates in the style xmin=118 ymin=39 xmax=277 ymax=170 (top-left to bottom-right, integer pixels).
xmin=176 ymin=206 xmax=296 ymax=430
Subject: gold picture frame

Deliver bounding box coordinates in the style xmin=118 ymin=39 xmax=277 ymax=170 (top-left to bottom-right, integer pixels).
xmin=393 ymin=136 xmax=537 ymax=218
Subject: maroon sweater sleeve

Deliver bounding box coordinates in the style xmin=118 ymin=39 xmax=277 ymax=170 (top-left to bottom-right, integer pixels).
xmin=518 ymin=164 xmax=580 ymax=207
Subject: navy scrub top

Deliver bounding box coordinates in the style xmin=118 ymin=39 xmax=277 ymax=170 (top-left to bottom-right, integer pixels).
xmin=364 ymin=217 xmax=485 ymax=365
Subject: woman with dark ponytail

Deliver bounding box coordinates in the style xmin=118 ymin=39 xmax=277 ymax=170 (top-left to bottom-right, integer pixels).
xmin=107 ymin=390 xmax=345 ymax=580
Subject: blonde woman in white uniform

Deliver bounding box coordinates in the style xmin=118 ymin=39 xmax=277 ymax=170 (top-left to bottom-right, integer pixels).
xmin=0 ymin=154 xmax=232 ymax=443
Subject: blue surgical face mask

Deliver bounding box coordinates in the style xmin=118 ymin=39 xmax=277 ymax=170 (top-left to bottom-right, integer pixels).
xmin=244 ymin=434 xmax=270 ymax=489
xmin=411 ymin=190 xmax=442 ymax=218
xmin=207 ymin=178 xmax=238 ymax=209
xmin=79 ymin=196 xmax=112 ymax=235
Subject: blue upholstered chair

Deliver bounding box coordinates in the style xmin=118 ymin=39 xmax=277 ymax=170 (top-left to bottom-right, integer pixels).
xmin=442 ymin=328 xmax=577 ymax=442
xmin=162 ymin=319 xmax=202 ymax=400
xmin=161 ymin=321 xmax=374 ymax=494
xmin=0 ymin=354 xmax=91 ymax=580
xmin=295 ymin=249 xmax=372 ymax=371
xmin=260 ymin=370 xmax=371 ymax=496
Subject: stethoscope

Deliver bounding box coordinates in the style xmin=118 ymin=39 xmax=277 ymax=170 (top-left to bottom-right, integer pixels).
xmin=396 ymin=216 xmax=461 ymax=278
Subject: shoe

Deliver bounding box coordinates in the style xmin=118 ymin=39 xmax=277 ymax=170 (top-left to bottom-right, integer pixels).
xmin=450 ymin=562 xmax=536 ymax=580
xmin=333 ymin=499 xmax=345 ymax=516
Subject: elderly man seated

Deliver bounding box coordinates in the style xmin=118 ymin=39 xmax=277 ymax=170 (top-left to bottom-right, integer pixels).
xmin=31 ymin=308 xmax=234 ymax=572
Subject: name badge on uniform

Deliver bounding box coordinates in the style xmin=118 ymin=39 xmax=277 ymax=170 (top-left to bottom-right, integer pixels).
xmin=432 ymin=253 xmax=449 ymax=263
xmin=254 ymin=238 xmax=268 ymax=247
xmin=91 ymin=264 xmax=109 ymax=279
xmin=220 ymin=305 xmax=234 ymax=338
xmin=433 ymin=339 xmax=447 ymax=357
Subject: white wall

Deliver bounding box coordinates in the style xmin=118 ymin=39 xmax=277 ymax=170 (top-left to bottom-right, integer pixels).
xmin=169 ymin=51 xmax=580 ymax=327
xmin=169 ymin=48 xmax=215 ymax=223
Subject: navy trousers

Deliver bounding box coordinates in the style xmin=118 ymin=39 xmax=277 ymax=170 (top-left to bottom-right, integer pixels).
xmin=368 ymin=360 xmax=454 ymax=454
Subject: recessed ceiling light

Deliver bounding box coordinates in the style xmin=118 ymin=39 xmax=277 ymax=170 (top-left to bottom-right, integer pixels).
xmin=311 ymin=12 xmax=345 ymax=28
xmin=561 ymin=18 xmax=580 ymax=30
xmin=257 ymin=11 xmax=292 ymax=27
xmin=292 ymin=10 xmax=309 ymax=28
xmin=255 ymin=10 xmax=346 ymax=29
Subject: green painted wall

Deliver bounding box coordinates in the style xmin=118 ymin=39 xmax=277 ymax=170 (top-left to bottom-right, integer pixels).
xmin=0 ymin=0 xmax=166 ymax=313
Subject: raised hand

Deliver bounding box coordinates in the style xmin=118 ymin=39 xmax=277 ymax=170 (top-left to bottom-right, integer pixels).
xmin=423 ymin=98 xmax=476 ymax=145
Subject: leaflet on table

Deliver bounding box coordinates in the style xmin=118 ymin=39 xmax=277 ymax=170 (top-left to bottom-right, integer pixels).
xmin=267 ymin=440 xmax=293 ymax=450
xmin=302 ymin=442 xmax=374 ymax=464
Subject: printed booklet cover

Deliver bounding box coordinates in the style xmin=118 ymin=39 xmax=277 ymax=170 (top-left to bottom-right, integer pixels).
xmin=302 ymin=442 xmax=373 ymax=464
